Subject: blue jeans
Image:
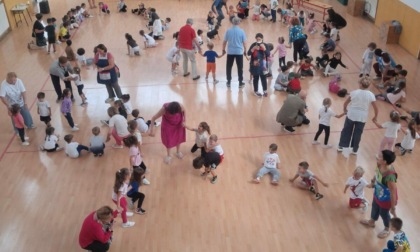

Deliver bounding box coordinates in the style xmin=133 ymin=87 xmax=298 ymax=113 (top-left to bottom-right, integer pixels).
xmin=338 ymin=117 xmax=366 ymax=152
xmin=11 ymin=105 xmax=34 ymax=132
xmin=64 ymin=112 xmax=75 ymax=128
xmin=371 ymin=199 xmax=391 ymax=228
xmin=90 ymin=144 xmax=105 ymax=155
xmin=271 ymin=9 xmax=276 ymax=21
xmin=383 ymin=240 xmax=396 ymax=252
xmin=77 ymin=145 xmax=89 ymax=154
xmin=216 ymin=9 xmax=224 ymax=25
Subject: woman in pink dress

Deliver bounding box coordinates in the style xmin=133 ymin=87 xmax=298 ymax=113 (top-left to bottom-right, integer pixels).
xmin=149 ymin=102 xmax=186 ymax=164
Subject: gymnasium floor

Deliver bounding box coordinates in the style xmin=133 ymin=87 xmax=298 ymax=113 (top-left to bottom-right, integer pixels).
xmin=0 ymin=0 xmax=419 ymax=251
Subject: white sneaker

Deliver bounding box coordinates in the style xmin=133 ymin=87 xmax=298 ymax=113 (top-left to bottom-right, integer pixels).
xmin=39 ymin=145 xmax=45 ymax=151
xmin=154 ymin=121 xmax=161 ymax=127
xmin=312 ymin=140 xmax=320 ymax=145
xmin=121 ymin=221 xmax=135 ymax=228
xmin=71 ymin=127 xmax=80 ymax=131
xmin=351 ymin=151 xmax=358 ymax=155
xmin=175 ymin=152 xmax=184 ymax=159
xmin=112 ymin=144 xmax=123 ymax=149
xmin=105 ymin=97 xmax=115 ymax=103
xmin=126 ymin=211 xmax=134 ymax=217
xmin=22 ymin=141 xmax=30 ymax=146
xmin=142 ymin=178 xmax=150 ymax=185
xmin=164 ymin=156 xmax=172 ymax=164
xmin=74 ymin=124 xmax=78 ymax=127
xmin=56 ymin=147 xmax=64 ymax=151
xmin=322 ymin=144 xmax=333 ymax=149
xmin=128 ymin=200 xmax=134 ymax=209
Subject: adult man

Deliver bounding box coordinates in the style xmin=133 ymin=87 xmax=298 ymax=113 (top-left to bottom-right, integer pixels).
xmin=0 ymin=72 xmax=35 ymax=130
xmin=222 ymin=17 xmax=247 ymax=88
xmin=49 ymin=56 xmax=75 ymax=103
xmin=276 ymin=90 xmax=310 ymax=132
xmin=178 ymin=18 xmax=202 ymax=81
xmin=212 ymin=0 xmax=228 ymax=27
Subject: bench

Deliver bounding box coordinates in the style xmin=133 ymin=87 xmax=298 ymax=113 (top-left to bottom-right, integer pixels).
xmin=291 ymin=0 xmax=332 ymax=21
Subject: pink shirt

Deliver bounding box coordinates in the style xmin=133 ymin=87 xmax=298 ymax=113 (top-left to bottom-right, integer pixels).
xmin=129 ymin=146 xmax=142 ymax=167
xmin=277 ymin=44 xmax=287 ymax=58
xmin=13 ymin=113 xmax=24 ymax=129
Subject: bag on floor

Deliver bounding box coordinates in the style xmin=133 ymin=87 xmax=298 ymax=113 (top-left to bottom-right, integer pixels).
xmin=329 ymin=78 xmax=340 ymax=94
xmin=337 ymin=88 xmax=348 ymax=97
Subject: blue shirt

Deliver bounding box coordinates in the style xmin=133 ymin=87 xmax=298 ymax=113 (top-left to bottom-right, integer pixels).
xmin=203 ymin=50 xmax=219 ymax=63
xmin=127 ymin=181 xmax=140 ymax=196
xmin=288 ymin=25 xmax=306 ymax=44
xmin=224 ymin=26 xmax=246 ymax=55
xmin=375 ymin=52 xmax=397 ymax=71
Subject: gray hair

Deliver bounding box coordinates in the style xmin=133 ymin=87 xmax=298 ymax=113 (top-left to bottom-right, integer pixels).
xmin=232 ymin=17 xmax=241 ymax=25
xmin=186 ymin=18 xmax=194 ymax=25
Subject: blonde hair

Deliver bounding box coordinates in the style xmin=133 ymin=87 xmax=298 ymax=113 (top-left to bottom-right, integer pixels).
xmin=358 ymin=76 xmax=371 ymax=89
xmin=322 ymin=98 xmax=331 ymax=112
xmin=354 ymin=166 xmax=365 ymax=176
xmin=209 ymin=134 xmax=218 ymax=142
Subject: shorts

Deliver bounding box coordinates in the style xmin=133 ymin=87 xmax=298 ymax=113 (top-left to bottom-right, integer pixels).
xmin=302 ymin=177 xmax=313 ymax=187
xmin=349 ymin=198 xmax=363 ymax=208
xmin=48 ymin=37 xmax=56 ymax=44
xmin=40 ymin=115 xmax=51 ymax=124
xmin=206 ymin=62 xmax=216 ymax=74
xmin=77 ymin=84 xmax=84 ymax=95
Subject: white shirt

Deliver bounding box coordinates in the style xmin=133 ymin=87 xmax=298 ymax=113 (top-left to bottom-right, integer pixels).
xmin=123 ymin=101 xmax=133 ymax=114
xmin=70 ymin=74 xmax=83 ymax=86
xmin=401 ymin=129 xmax=420 ymax=150
xmin=386 ymin=90 xmax=406 ymax=105
xmin=346 ymin=176 xmax=368 ymax=199
xmin=0 ymin=78 xmax=26 ymax=107
xmin=263 ymin=152 xmax=280 ymax=169
xmin=37 ymin=100 xmax=50 ymax=117
xmin=382 ymin=121 xmax=401 ymax=138
xmin=44 ymin=135 xmax=58 ymax=150
xmin=65 ymin=142 xmax=80 ymax=158
xmin=270 ymin=0 xmax=278 ymax=10
xmin=330 ymin=28 xmax=338 ymax=40
xmin=318 ymin=107 xmax=336 ymax=126
xmin=109 ymin=114 xmax=129 ymax=137
xmin=112 ymin=183 xmax=128 ymax=201
xmin=347 ymin=89 xmax=376 ymax=123
xmin=166 ymin=46 xmax=180 ymax=62
xmin=76 ymin=54 xmax=86 ymax=65
xmin=212 ymin=144 xmax=224 ymax=156
xmin=135 ymin=117 xmax=149 ymax=133
xmin=195 ymin=131 xmax=209 ymax=148
xmin=253 ymin=4 xmax=260 ymax=15
xmin=133 ymin=130 xmax=142 ymax=145
xmin=143 ymin=34 xmax=156 ymax=46
xmin=362 ymin=48 xmax=374 ymax=63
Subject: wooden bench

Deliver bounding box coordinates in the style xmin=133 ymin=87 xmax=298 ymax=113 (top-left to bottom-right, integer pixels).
xmin=291 ymin=0 xmax=332 ymax=21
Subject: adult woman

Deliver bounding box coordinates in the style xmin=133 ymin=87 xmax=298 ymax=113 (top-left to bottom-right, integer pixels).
xmin=247 ymin=33 xmax=270 ymax=97
xmin=79 ymin=205 xmax=115 ymax=252
xmin=106 ymin=107 xmax=130 ymax=148
xmin=288 ymin=17 xmax=306 ymax=64
xmin=94 ymin=44 xmax=122 ymax=103
xmin=149 ymin=101 xmax=186 ymax=164
xmin=28 ymin=13 xmax=46 ymax=49
xmin=360 ymin=150 xmax=398 ymax=239
xmin=149 ymin=8 xmax=163 ymax=40
xmin=49 ymin=56 xmax=75 ymax=103
xmin=338 ymin=77 xmax=378 ymax=154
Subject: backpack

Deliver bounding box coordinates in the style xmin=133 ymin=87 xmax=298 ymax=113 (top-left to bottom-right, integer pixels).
xmin=337 ymin=89 xmax=348 ymax=97
xmin=329 ymin=76 xmax=341 ymax=94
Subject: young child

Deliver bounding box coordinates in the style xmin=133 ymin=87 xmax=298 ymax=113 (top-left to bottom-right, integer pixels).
xmin=162 ymin=17 xmax=171 ymax=31
xmin=315 ymin=48 xmax=329 ymax=69
xmin=45 ymin=18 xmax=56 ymax=53
xmin=131 ymin=109 xmax=160 ymax=134
xmin=200 ymin=42 xmax=225 ymax=83
xmin=383 ymin=218 xmax=411 ymax=252
xmin=289 ymin=161 xmax=329 ymax=200
xmin=359 ymin=42 xmax=377 ymax=78
xmin=384 ymin=69 xmax=407 ymax=93
xmin=376 ymin=82 xmax=406 ymax=112
xmin=274 ymin=66 xmax=289 ymax=91
xmin=228 ymin=5 xmax=237 ymax=22
xmin=127 ymin=167 xmax=147 ymax=214
xmin=307 ymin=13 xmax=316 ymax=34
xmin=207 ymin=11 xmax=216 ymax=30
xmin=329 ymin=23 xmax=339 ymax=41
xmin=120 ymin=94 xmax=132 ymax=115
xmin=76 ymin=48 xmax=94 ymax=67
xmin=80 ymin=3 xmax=93 ymax=18
xmin=112 ymin=168 xmax=135 ymax=228
xmin=117 ymin=0 xmax=127 ymax=12
xmin=36 ymin=92 xmax=51 ymax=127
xmin=206 ymin=24 xmax=220 ymax=40
xmin=312 ymin=98 xmax=345 ymax=148
xmin=123 ymin=135 xmax=150 ymax=185
xmin=287 ymin=72 xmax=301 ymax=94
xmin=64 ymin=134 xmax=89 ymax=158
xmin=298 ymin=10 xmax=306 ymax=26
xmin=128 ymin=120 xmax=142 ymax=148
xmin=166 ymin=42 xmax=180 ymax=74
xmin=320 ymin=34 xmax=336 ymax=52
xmin=253 ymin=143 xmax=281 ymax=185
xmin=259 ymin=4 xmax=271 ymax=20
xmin=297 ymin=58 xmax=316 ymax=77
xmin=323 ymin=52 xmax=348 ymax=77
xmin=139 ymin=30 xmax=157 ymax=48
xmin=98 ymin=2 xmax=110 ymax=14
xmin=269 ymin=0 xmax=278 ymax=22
xmin=125 ymin=33 xmax=140 ymax=56
xmin=185 ymin=122 xmax=211 ymax=157
xmin=40 ymin=126 xmax=63 ymax=152
xmin=266 ymin=43 xmax=274 ymax=77
xmin=252 ymin=0 xmax=261 ymax=21
xmin=206 ymin=134 xmax=224 ymax=162
xmin=193 ymin=151 xmax=221 ymax=184
xmin=395 ymin=120 xmax=419 ymax=156
xmin=59 ymin=22 xmax=70 ymax=42
xmin=344 ymin=166 xmax=371 ymax=210
xmin=132 ymin=2 xmax=146 ymax=16
xmin=71 ymin=67 xmax=87 ymax=105
xmin=271 ymin=37 xmax=287 ymax=68
xmin=373 ymin=111 xmax=401 ymax=157
xmin=61 ymin=88 xmax=79 ymax=131
xmin=90 ymin=126 xmax=105 ymax=157
xmin=11 ymin=104 xmax=29 ymax=146
xmin=65 ymin=40 xmax=76 ymax=63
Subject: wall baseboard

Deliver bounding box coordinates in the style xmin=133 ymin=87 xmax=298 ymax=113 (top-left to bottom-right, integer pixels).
xmin=0 ymin=27 xmax=11 ymax=41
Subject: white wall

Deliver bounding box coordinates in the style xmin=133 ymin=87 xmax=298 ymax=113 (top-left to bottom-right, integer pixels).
xmin=400 ymin=0 xmax=420 ymax=12
xmin=365 ymin=0 xmax=378 ymax=18
xmin=0 ymin=2 xmax=11 ymax=37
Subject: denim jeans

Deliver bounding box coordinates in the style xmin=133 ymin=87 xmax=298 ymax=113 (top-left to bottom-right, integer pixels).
xmin=382 ymin=240 xmax=396 ymax=252
xmin=371 ymin=199 xmax=391 ymax=228
xmin=216 ymin=9 xmax=224 ymax=25
xmin=77 ymin=144 xmax=89 ymax=154
xmin=64 ymin=112 xmax=75 ymax=128
xmin=338 ymin=117 xmax=366 ymax=152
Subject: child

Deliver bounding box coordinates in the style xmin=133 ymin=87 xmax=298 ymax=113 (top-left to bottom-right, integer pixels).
xmin=315 ymin=48 xmax=329 ymax=69
xmin=131 ymin=3 xmax=146 ymax=16
xmin=127 ymin=167 xmax=147 ymax=214
xmin=123 ymin=136 xmax=150 ymax=185
xmin=323 ymin=52 xmax=348 ymax=77
xmin=90 ymin=126 xmax=105 ymax=157
xmin=114 ymin=100 xmax=127 ymax=119
xmin=297 ymin=58 xmax=316 ymax=77
xmin=274 ymin=66 xmax=289 ymax=91
xmin=383 ymin=218 xmax=411 ymax=252
xmin=193 ymin=151 xmax=221 ymax=184
xmin=196 ymin=29 xmax=204 ymax=46
xmin=384 ymin=70 xmax=407 ymax=93
xmin=260 ymin=4 xmax=271 ymax=20
xmin=373 ymin=111 xmax=401 ymax=156
xmin=376 ymin=82 xmax=406 ymax=112
xmin=320 ymin=34 xmax=336 ymax=52
xmin=59 ymin=22 xmax=70 ymax=42
xmin=121 ymin=94 xmax=132 ymax=114
xmin=298 ymin=10 xmax=305 ymax=26
xmin=166 ymin=42 xmax=180 ymax=74
xmin=71 ymin=67 xmax=87 ymax=105
xmin=200 ymin=42 xmax=225 ymax=83
xmin=131 ymin=109 xmax=160 ymax=134
xmin=287 ymin=72 xmax=301 ymax=94
xmin=395 ymin=120 xmax=419 ymax=156
xmin=112 ymin=168 xmax=135 ymax=228
xmin=207 ymin=11 xmax=216 ymax=30
xmin=307 ymin=13 xmax=316 ymax=34
xmin=228 ymin=5 xmax=237 ymax=22
xmin=289 ymin=161 xmax=329 ymax=200
xmin=344 ymin=166 xmax=371 ymax=210
xmin=128 ymin=120 xmax=142 ymax=147
xmin=359 ymin=42 xmax=377 ymax=78
xmin=253 ymin=143 xmax=281 ymax=185
xmin=80 ymin=3 xmax=93 ymax=18
xmin=125 ymin=33 xmax=140 ymax=56
xmin=271 ymin=37 xmax=287 ymax=68
xmin=252 ymin=0 xmax=261 ymax=21
xmin=206 ymin=24 xmax=220 ymax=40
xmin=40 ymin=126 xmax=63 ymax=152
xmin=329 ymin=23 xmax=339 ymax=41
xmin=98 ymin=2 xmax=110 ymax=14
xmin=162 ymin=17 xmax=171 ymax=31
xmin=266 ymin=43 xmax=274 ymax=77
xmin=139 ymin=30 xmax=157 ymax=48
xmin=65 ymin=40 xmax=76 ymax=63
xmin=206 ymin=134 xmax=224 ymax=162
xmin=61 ymin=88 xmax=79 ymax=131
xmin=301 ymin=35 xmax=310 ymax=59
xmin=312 ymin=98 xmax=345 ymax=148
xmin=117 ymin=0 xmax=127 ymax=12
xmin=45 ymin=18 xmax=56 ymax=53
xmin=269 ymin=0 xmax=278 ymax=22
xmin=76 ymin=48 xmax=94 ymax=67
xmin=64 ymin=134 xmax=89 ymax=158
xmin=36 ymin=92 xmax=51 ymax=127
xmin=11 ymin=104 xmax=29 ymax=146
xmin=185 ymin=122 xmax=211 ymax=157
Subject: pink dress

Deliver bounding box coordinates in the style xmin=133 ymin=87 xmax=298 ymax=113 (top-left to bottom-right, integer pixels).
xmin=161 ymin=103 xmax=186 ymax=148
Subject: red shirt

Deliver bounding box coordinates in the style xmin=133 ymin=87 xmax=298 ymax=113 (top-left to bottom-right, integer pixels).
xmin=79 ymin=212 xmax=112 ymax=248
xmin=288 ymin=79 xmax=301 ymax=91
xmin=178 ymin=24 xmax=196 ymax=50
xmin=12 ymin=113 xmax=24 ymax=129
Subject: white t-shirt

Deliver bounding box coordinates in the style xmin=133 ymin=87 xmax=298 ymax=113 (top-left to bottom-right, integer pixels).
xmin=44 ymin=135 xmax=58 ymax=150
xmin=297 ymin=169 xmax=314 ymax=179
xmin=37 ymin=100 xmax=50 ymax=117
xmin=386 ymin=90 xmax=406 ymax=105
xmin=123 ymin=101 xmax=133 ymax=114
xmin=253 ymin=4 xmax=260 ymax=15
xmin=135 ymin=117 xmax=149 ymax=133
xmin=329 ymin=28 xmax=338 ymax=40
xmin=362 ymin=48 xmax=374 ymax=63
xmin=195 ymin=131 xmax=209 ymax=148
xmin=382 ymin=121 xmax=401 ymax=138
xmin=132 ymin=130 xmax=142 ymax=145
xmin=65 ymin=142 xmax=80 ymax=158
xmin=109 ymin=114 xmax=129 ymax=137
xmin=319 ymin=107 xmax=336 ymax=126
xmin=112 ymin=183 xmax=128 ymax=201
xmin=212 ymin=144 xmax=224 ymax=156
xmin=76 ymin=54 xmax=86 ymax=65
xmin=70 ymin=74 xmax=83 ymax=86
xmin=166 ymin=46 xmax=180 ymax=63
xmin=270 ymin=0 xmax=278 ymax=10
xmin=345 ymin=176 xmax=368 ymax=199
xmin=401 ymin=129 xmax=419 ymax=150
xmin=143 ymin=34 xmax=156 ymax=46
xmin=263 ymin=152 xmax=280 ymax=169
xmin=0 ymin=78 xmax=26 ymax=107
xmin=347 ymin=89 xmax=376 ymax=123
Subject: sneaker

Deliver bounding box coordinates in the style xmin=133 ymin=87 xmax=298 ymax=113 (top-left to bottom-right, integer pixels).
xmin=154 ymin=121 xmax=161 ymax=127
xmin=105 ymin=97 xmax=115 ymax=103
xmin=239 ymin=82 xmax=245 ymax=88
xmin=312 ymin=140 xmax=320 ymax=145
xmin=315 ymin=193 xmax=324 ymax=200
xmin=100 ymin=120 xmax=109 ymax=126
xmin=211 ymin=176 xmax=218 ymax=184
xmin=226 ymin=81 xmax=231 ymax=88
xmin=126 ymin=211 xmax=134 ymax=217
xmin=192 ymin=75 xmax=200 ymax=80
xmin=122 ymin=221 xmax=135 ymax=228
xmin=39 ymin=145 xmax=45 ymax=151
xmin=322 ymin=144 xmax=333 ymax=149
xmin=362 ymin=201 xmax=369 ymax=212
xmin=28 ymin=125 xmax=37 ymax=129
xmin=254 ymin=92 xmax=262 ymax=97
xmin=128 ymin=200 xmax=134 ymax=209
xmin=271 ymin=180 xmax=279 ymax=185
xmin=22 ymin=141 xmax=30 ymax=146
xmin=337 ymin=146 xmax=343 ymax=152
xmin=135 ymin=208 xmax=146 ymax=215
xmin=71 ymin=127 xmax=80 ymax=131
xmin=351 ymin=150 xmax=358 ymax=155
xmin=183 ymin=72 xmax=190 ymax=77
xmin=74 ymin=124 xmax=79 ymax=127
xmin=284 ymin=126 xmax=295 ymax=133
xmin=213 ymin=80 xmax=219 ymax=84
xmin=175 ymin=152 xmax=184 ymax=159
xmin=24 ymin=136 xmax=30 ymax=140
xmin=263 ymin=92 xmax=268 ymax=97
xmin=98 ymin=153 xmax=103 ymax=157
xmin=56 ymin=147 xmax=64 ymax=151
xmin=164 ymin=156 xmax=172 ymax=164
xmin=142 ymin=178 xmax=150 ymax=185
xmin=112 ymin=144 xmax=123 ymax=149
xmin=400 ymin=148 xmax=407 ymax=156
xmin=252 ymin=178 xmax=260 ymax=184
xmin=309 ymin=186 xmax=316 ymax=194
xmin=201 ymin=171 xmax=210 ymax=176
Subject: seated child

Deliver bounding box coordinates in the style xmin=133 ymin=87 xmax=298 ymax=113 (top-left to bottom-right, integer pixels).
xmin=117 ymin=0 xmax=127 ymax=12
xmin=344 ymin=166 xmax=371 ymax=210
xmin=395 ymin=120 xmax=420 ymax=156
xmin=252 ymin=0 xmax=261 ymax=21
xmin=76 ymin=48 xmax=94 ymax=67
xmin=121 ymin=94 xmax=132 ymax=114
xmin=253 ymin=143 xmax=280 ymax=185
xmin=90 ymin=126 xmax=105 ymax=157
xmin=162 ymin=17 xmax=171 ymax=31
xmin=40 ymin=127 xmax=63 ymax=152
xmin=375 ymin=82 xmax=406 ymax=111
xmin=207 ymin=11 xmax=216 ymax=30
xmin=298 ymin=58 xmax=316 ymax=77
xmin=383 ymin=218 xmax=411 ymax=252
xmin=98 ymin=2 xmax=110 ymax=14
xmin=320 ymin=34 xmax=336 ymax=52
xmin=287 ymin=72 xmax=301 ymax=94
xmin=125 ymin=33 xmax=140 ymax=56
xmin=274 ymin=66 xmax=289 ymax=91
xmin=193 ymin=151 xmax=221 ymax=184
xmin=68 ymin=10 xmax=79 ymax=29
xmin=132 ymin=2 xmax=146 ymax=17
xmin=58 ymin=22 xmax=70 ymax=42
xmin=260 ymin=4 xmax=271 ymax=20
xmin=64 ymin=134 xmax=89 ymax=158
xmin=206 ymin=24 xmax=220 ymax=40
xmin=289 ymin=161 xmax=329 ymax=200
xmin=315 ymin=49 xmax=329 ymax=69
xmin=80 ymin=3 xmax=93 ymax=18
xmin=384 ymin=70 xmax=407 ymax=93
xmin=132 ymin=109 xmax=160 ymax=134
xmin=324 ymin=52 xmax=347 ymax=77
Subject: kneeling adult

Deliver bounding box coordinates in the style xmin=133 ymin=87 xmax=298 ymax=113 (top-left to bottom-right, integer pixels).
xmin=276 ymin=90 xmax=310 ymax=132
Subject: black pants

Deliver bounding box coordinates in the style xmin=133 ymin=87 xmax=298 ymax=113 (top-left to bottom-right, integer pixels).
xmin=314 ymin=124 xmax=330 ymax=145
xmin=253 ymin=74 xmax=267 ymax=92
xmin=134 ymin=161 xmax=147 ymax=172
xmin=17 ymin=128 xmax=25 ymax=142
xmin=279 ymin=57 xmax=286 ymax=68
xmin=91 ymin=144 xmax=105 ymax=155
xmin=45 ymin=144 xmax=59 ymax=152
xmin=119 ymin=5 xmax=127 ymax=12
xmin=77 ymin=144 xmax=89 ymax=154
xmin=271 ymin=9 xmax=276 ymax=22
xmin=316 ymin=57 xmax=328 ymax=68
xmin=83 ymin=240 xmax=110 ymax=252
xmin=64 ymin=112 xmax=75 ymax=128
xmin=226 ymin=54 xmax=244 ymax=83
xmin=128 ymin=191 xmax=145 ymax=209
xmin=50 ymin=74 xmax=73 ymax=100
xmin=191 ymin=144 xmax=206 ymax=157
xmin=292 ymin=38 xmax=306 ymax=62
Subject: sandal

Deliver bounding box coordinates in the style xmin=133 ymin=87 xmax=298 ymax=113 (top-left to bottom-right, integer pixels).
xmin=377 ymin=229 xmax=390 ymax=239
xmin=360 ymin=219 xmax=375 ymax=228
